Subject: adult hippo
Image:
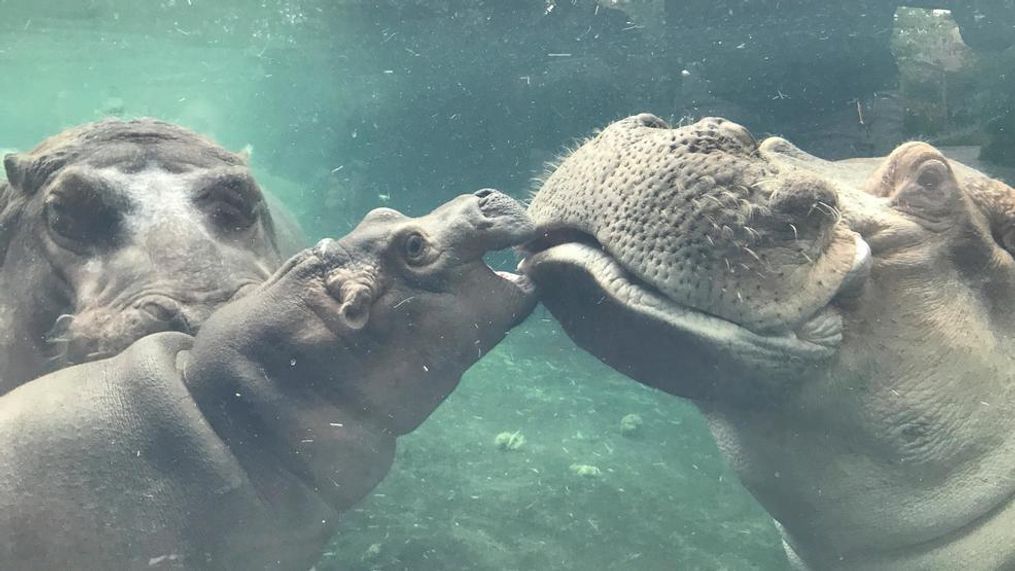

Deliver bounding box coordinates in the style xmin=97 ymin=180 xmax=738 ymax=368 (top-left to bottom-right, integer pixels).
xmin=522 ymin=114 xmax=1015 ymax=569
xmin=0 ymin=187 xmax=537 ymax=569
xmin=0 ymin=119 xmax=304 ymax=393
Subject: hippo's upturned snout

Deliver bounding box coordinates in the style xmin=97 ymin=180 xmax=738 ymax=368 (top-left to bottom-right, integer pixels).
xmin=526 ymin=114 xmax=857 ymax=335
xmin=438 ymin=188 xmax=536 ymax=255
xmin=474 ymin=188 xmax=533 ymax=230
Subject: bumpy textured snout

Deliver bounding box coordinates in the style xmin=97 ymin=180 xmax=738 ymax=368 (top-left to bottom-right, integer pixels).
xmin=528 ymin=114 xmax=858 ymax=332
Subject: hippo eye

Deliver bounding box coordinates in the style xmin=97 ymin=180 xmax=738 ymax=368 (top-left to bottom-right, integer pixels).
xmin=402 ymin=232 xmax=429 ymax=264
xmin=44 ymin=189 xmax=120 ymax=252
xmin=196 ymin=175 xmax=262 ymax=232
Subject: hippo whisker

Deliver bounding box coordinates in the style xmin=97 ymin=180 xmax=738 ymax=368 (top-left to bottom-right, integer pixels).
xmin=392 ymin=296 xmax=416 ymax=309
xmin=45 ymin=353 xmax=67 ymax=366
xmin=739 ymin=201 xmax=756 ymax=218
xmin=810 ymin=200 xmax=841 ymax=222
xmin=742 ymin=246 xmax=762 ymax=263
xmin=701 ymin=194 xmax=725 ymax=209
xmin=45 ymin=342 xmax=70 ymax=365
xmin=44 ymin=313 xmax=76 ymax=345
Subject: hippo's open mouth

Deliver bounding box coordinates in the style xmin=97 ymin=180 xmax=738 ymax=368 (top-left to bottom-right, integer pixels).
xmin=519 ymin=227 xmax=871 ymax=379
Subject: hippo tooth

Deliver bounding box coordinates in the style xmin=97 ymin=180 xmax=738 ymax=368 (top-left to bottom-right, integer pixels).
xmin=835 ymin=233 xmax=872 ymax=299
xmin=495 ymin=270 xmax=537 ymax=295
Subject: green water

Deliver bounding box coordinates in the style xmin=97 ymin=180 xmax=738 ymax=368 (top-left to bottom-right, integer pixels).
xmin=3 ymin=1 xmax=1011 ymax=569
xmin=325 ymin=312 xmax=784 ymax=570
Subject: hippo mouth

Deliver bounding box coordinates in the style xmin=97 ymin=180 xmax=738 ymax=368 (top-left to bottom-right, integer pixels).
xmin=493 ymin=269 xmax=537 ymax=297
xmin=519 ymin=228 xmax=871 ymax=396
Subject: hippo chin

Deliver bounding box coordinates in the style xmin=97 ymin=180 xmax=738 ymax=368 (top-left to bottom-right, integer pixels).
xmin=0 ymin=119 xmax=304 ymax=393
xmin=523 ymin=114 xmax=1015 ymax=569
xmin=0 ymin=189 xmax=536 ymax=569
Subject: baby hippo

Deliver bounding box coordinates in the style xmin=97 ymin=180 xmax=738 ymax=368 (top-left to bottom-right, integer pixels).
xmin=0 ymin=189 xmax=536 ymax=570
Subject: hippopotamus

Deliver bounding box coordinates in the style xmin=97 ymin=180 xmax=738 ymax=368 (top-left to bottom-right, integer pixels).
xmin=0 ymin=119 xmax=304 ymax=393
xmin=522 ymin=113 xmax=1015 ymax=569
xmin=0 ymin=185 xmax=536 ymax=569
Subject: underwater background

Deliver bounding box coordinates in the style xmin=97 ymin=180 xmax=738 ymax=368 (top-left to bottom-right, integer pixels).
xmin=2 ymin=1 xmax=1014 ymax=569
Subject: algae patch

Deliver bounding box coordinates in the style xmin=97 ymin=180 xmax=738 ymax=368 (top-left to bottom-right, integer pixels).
xmin=494 ymin=431 xmax=526 ymax=451
xmin=619 ymin=413 xmax=644 ymax=437
xmin=569 ymin=464 xmax=602 ymax=478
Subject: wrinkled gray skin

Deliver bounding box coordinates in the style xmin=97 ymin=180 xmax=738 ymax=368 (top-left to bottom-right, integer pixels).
xmin=0 ymin=119 xmax=304 ymax=393
xmin=0 ymin=188 xmax=537 ymax=569
xmin=523 ymin=113 xmax=1015 ymax=570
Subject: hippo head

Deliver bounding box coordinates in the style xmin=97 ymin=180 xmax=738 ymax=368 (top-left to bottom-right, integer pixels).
xmin=184 ymin=189 xmax=537 ymax=521
xmin=298 ymin=188 xmax=538 ymax=435
xmin=0 ymin=119 xmax=288 ymax=390
xmin=523 ymin=114 xmax=871 ymax=399
xmin=523 ymin=114 xmax=1015 ymax=567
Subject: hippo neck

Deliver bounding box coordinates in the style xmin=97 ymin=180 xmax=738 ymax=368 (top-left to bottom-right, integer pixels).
xmin=179 ymin=341 xmax=396 ymax=519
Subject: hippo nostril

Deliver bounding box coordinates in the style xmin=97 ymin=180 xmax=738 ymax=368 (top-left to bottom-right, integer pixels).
xmin=138 ymin=299 xmax=180 ymax=324
xmin=474 ymin=188 xmax=497 ymax=198
xmin=719 ymin=121 xmax=758 ymax=150
xmin=634 ymin=113 xmax=669 ymax=129
xmin=770 ymin=177 xmax=839 ymax=220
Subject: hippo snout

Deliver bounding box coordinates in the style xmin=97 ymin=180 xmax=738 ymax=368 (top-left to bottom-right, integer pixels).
xmin=473 ymin=188 xmax=528 ymax=220
xmin=633 ymin=113 xmax=669 ymax=129
xmin=466 ymin=189 xmax=536 ymax=249
xmin=135 ymin=297 xmax=184 ymax=324
xmin=527 ymin=112 xmax=859 ymax=334
xmin=54 ymin=301 xmax=188 ymax=365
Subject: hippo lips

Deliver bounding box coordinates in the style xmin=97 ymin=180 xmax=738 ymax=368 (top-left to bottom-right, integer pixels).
xmin=519 ymin=230 xmax=871 ymax=362
xmin=490 ymin=263 xmax=539 ymax=326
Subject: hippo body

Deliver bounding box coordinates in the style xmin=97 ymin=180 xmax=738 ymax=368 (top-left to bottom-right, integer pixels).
xmin=0 ymin=188 xmax=537 ymax=569
xmin=524 ymin=114 xmax=1015 ymax=569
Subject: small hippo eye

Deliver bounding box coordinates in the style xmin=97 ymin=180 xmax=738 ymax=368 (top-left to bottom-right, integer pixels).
xmin=916 ymin=160 xmax=949 ymax=189
xmin=402 ymin=232 xmax=428 ymax=264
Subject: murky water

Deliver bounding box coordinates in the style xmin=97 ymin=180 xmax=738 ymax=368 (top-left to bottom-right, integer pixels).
xmin=2 ymin=2 xmax=1013 ymax=569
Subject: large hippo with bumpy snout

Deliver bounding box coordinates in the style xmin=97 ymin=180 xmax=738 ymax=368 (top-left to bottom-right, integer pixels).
xmin=522 ymin=113 xmax=1015 ymax=569
xmin=0 ymin=187 xmax=536 ymax=569
xmin=0 ymin=119 xmax=305 ymax=393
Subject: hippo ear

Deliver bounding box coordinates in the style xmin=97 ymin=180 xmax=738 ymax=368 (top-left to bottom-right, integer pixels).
xmin=3 ymin=153 xmax=30 ymax=192
xmin=339 ymin=296 xmax=370 ymax=330
xmin=324 ymin=276 xmax=372 ymax=331
xmin=236 ymin=144 xmax=253 ymax=165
